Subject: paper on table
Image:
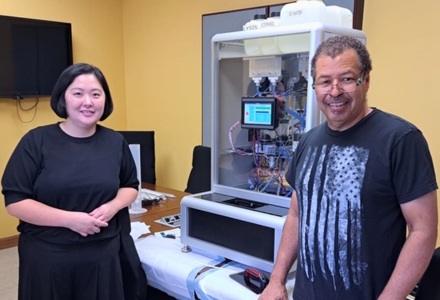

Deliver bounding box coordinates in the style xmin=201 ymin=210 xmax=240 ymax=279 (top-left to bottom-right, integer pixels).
xmin=130 ymin=221 xmax=151 ymax=240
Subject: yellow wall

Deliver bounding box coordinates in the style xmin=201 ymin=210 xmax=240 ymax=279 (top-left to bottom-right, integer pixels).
xmin=363 ymin=1 xmax=440 ymax=163
xmin=363 ymin=1 xmax=440 ymax=248
xmin=1 ymin=0 xmax=439 ymax=247
xmin=121 ymin=0 xmax=284 ymax=190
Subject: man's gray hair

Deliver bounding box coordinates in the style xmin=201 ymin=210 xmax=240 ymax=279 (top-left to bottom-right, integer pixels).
xmin=311 ymin=35 xmax=372 ymax=80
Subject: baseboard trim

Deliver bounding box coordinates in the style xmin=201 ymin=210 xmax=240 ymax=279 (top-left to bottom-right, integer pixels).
xmin=0 ymin=235 xmax=19 ymax=250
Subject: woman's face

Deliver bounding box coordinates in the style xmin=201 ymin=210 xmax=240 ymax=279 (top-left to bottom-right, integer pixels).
xmin=64 ymin=73 xmax=105 ymax=129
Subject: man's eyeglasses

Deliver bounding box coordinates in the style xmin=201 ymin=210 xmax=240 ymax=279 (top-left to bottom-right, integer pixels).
xmin=312 ymin=71 xmax=364 ymax=95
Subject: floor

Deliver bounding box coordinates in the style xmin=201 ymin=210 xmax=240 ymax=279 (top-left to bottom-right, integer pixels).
xmin=0 ymin=246 xmax=18 ymax=300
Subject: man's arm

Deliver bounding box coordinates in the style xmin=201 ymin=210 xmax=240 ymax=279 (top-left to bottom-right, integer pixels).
xmin=259 ymin=191 xmax=300 ymax=300
xmin=378 ymin=190 xmax=438 ymax=300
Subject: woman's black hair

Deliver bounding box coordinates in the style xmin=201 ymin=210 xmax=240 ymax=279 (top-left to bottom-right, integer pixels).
xmin=50 ymin=63 xmax=114 ymax=121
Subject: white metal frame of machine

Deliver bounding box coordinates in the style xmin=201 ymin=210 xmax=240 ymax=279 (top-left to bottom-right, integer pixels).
xmin=210 ymin=22 xmax=366 ymax=207
xmin=181 ymin=22 xmax=366 ymax=273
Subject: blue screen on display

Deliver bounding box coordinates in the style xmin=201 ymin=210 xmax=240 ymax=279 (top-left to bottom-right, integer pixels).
xmin=241 ymin=97 xmax=277 ymax=130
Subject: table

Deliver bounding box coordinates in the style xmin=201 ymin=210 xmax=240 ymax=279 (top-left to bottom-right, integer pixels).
xmin=129 ymin=183 xmax=184 ymax=234
xmin=131 ymin=184 xmax=296 ymax=300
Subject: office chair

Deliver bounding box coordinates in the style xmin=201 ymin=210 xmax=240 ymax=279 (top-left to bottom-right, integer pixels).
xmin=117 ymin=131 xmax=156 ymax=184
xmin=185 ymin=145 xmax=211 ymax=194
xmin=415 ymin=247 xmax=440 ymax=299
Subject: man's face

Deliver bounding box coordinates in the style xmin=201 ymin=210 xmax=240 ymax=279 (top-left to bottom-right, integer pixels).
xmin=314 ymin=49 xmax=370 ymax=131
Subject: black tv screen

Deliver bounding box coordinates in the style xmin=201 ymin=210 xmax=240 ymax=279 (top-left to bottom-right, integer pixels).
xmin=0 ymin=15 xmax=73 ymax=99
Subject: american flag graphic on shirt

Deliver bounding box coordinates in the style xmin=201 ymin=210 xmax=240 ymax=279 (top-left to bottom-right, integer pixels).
xmin=296 ymin=144 xmax=369 ymax=290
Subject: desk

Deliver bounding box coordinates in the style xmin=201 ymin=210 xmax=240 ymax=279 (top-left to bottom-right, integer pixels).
xmin=129 ymin=183 xmax=184 ymax=234
xmin=131 ymin=184 xmax=295 ymax=300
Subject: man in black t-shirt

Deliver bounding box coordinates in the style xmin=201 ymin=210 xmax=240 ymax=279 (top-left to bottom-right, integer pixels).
xmin=259 ymin=36 xmax=438 ymax=300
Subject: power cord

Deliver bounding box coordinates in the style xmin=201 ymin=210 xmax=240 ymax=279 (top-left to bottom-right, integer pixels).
xmin=16 ymin=97 xmax=39 ymax=123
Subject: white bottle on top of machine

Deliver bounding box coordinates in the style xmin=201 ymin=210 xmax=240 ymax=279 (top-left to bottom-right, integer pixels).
xmin=243 ymin=14 xmax=266 ymax=56
xmin=326 ymin=6 xmax=353 ymax=27
xmin=260 ymin=11 xmax=282 ymax=55
xmin=278 ymin=0 xmax=353 ymax=54
xmin=279 ymin=0 xmax=328 ymax=54
xmin=280 ymin=0 xmax=328 ymax=26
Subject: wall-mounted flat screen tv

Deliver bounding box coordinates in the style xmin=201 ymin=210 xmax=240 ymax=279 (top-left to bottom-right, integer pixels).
xmin=0 ymin=15 xmax=73 ymax=99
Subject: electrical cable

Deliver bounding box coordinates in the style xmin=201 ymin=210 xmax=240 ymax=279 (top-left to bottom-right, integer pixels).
xmin=16 ymin=97 xmax=39 ymax=123
xmin=229 ymin=119 xmax=254 ymax=155
xmin=228 ymin=80 xmax=304 ymax=195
